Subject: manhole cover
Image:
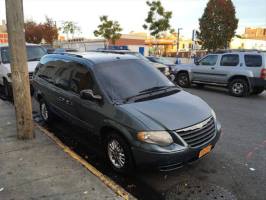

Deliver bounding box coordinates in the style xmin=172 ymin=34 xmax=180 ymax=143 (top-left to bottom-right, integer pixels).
xmin=165 ymin=180 xmax=237 ymax=200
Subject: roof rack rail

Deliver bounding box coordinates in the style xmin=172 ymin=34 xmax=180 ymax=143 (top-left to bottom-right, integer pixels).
xmin=54 ymin=52 xmax=83 ymax=58
xmin=214 ymin=49 xmax=263 ymax=53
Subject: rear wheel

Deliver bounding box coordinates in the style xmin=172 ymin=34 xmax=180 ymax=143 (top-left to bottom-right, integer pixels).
xmin=252 ymin=87 xmax=264 ymax=95
xmin=105 ymin=132 xmax=134 ymax=174
xmin=229 ymin=79 xmax=249 ymax=97
xmin=175 ymin=72 xmax=191 ymax=88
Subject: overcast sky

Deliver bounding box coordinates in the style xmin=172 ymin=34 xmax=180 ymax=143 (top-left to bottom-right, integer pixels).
xmin=0 ymin=0 xmax=266 ymax=38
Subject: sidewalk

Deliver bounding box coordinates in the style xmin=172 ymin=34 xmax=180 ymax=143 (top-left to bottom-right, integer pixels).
xmin=0 ymin=99 xmax=127 ymax=200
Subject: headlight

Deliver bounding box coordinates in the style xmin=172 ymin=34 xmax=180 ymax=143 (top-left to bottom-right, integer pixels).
xmin=211 ymin=109 xmax=217 ymax=120
xmin=164 ymin=67 xmax=170 ymax=75
xmin=137 ymin=131 xmax=173 ymax=146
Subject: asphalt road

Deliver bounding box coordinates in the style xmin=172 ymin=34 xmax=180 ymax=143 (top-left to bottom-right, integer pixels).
xmin=3 ymin=86 xmax=266 ymax=200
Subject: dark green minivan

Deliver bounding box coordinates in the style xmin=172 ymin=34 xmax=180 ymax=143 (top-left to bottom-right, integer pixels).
xmin=33 ymin=52 xmax=221 ymax=173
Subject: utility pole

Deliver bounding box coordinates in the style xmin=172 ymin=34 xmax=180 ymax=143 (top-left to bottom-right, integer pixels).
xmin=5 ymin=0 xmax=34 ymax=139
xmin=176 ymin=27 xmax=182 ymax=54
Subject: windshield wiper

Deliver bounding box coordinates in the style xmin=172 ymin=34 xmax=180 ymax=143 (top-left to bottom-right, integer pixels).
xmin=139 ymin=85 xmax=177 ymax=94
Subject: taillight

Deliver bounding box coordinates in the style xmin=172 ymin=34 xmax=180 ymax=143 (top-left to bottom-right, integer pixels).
xmin=260 ymin=69 xmax=266 ymax=79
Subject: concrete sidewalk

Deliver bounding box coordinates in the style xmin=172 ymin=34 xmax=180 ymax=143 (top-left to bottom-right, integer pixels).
xmin=0 ymin=99 xmax=126 ymax=200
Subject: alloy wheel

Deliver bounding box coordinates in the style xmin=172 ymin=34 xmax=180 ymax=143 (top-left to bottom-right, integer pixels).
xmin=232 ymin=82 xmax=244 ymax=95
xmin=41 ymin=103 xmax=49 ymax=121
xmin=107 ymin=139 xmax=126 ymax=169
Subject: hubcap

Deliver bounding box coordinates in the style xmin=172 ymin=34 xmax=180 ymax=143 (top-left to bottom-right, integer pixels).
xmin=41 ymin=103 xmax=49 ymax=121
xmin=178 ymin=75 xmax=188 ymax=86
xmin=232 ymin=82 xmax=244 ymax=94
xmin=107 ymin=139 xmax=125 ymax=169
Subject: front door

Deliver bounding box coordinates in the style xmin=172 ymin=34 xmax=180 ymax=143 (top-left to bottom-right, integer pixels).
xmin=191 ymin=54 xmax=219 ymax=82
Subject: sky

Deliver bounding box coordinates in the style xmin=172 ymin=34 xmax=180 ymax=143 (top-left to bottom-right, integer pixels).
xmin=0 ymin=0 xmax=266 ymax=38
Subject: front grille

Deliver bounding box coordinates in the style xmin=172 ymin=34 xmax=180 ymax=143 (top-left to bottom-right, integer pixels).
xmin=176 ymin=117 xmax=215 ymax=148
xmin=29 ymin=72 xmax=33 ymax=79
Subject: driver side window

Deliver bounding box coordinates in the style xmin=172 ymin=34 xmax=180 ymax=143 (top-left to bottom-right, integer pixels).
xmin=70 ymin=62 xmax=93 ymax=94
xmin=199 ymin=55 xmax=218 ymax=66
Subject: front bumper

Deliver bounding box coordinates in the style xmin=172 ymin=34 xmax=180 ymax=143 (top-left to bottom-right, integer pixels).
xmin=131 ymin=122 xmax=221 ymax=171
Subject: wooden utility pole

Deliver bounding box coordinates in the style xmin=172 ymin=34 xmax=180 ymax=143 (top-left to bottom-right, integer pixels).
xmin=5 ymin=0 xmax=34 ymax=139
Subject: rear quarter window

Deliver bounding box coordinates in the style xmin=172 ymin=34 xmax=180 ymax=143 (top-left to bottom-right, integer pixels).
xmin=244 ymin=55 xmax=262 ymax=67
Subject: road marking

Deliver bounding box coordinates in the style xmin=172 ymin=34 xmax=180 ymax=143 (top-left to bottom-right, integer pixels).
xmin=35 ymin=124 xmax=134 ymax=200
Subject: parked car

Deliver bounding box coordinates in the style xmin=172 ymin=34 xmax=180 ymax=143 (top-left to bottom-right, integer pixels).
xmin=94 ymin=49 xmax=172 ymax=79
xmin=33 ymin=52 xmax=221 ymax=173
xmin=173 ymin=51 xmax=266 ymax=97
xmin=146 ymin=56 xmax=176 ymax=71
xmin=0 ymin=44 xmax=47 ymax=98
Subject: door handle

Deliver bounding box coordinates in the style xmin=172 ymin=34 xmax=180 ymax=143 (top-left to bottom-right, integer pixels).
xmin=58 ymin=97 xmax=64 ymax=102
xmin=65 ymin=99 xmax=72 ymax=105
xmin=211 ymin=67 xmax=215 ymax=70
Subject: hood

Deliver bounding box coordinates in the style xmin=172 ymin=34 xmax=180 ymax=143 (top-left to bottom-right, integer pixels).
xmin=4 ymin=61 xmax=39 ymax=73
xmin=120 ymin=91 xmax=212 ymax=131
xmin=151 ymin=62 xmax=168 ymax=69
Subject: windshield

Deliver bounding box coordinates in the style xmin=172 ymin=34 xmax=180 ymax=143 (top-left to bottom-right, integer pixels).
xmin=154 ymin=57 xmax=174 ymax=65
xmin=129 ymin=52 xmax=151 ymax=62
xmin=94 ymin=59 xmax=175 ymax=102
xmin=1 ymin=46 xmax=46 ymax=64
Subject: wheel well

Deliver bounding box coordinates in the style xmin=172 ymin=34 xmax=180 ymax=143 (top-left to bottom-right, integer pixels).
xmin=100 ymin=126 xmax=126 ymax=143
xmin=36 ymin=93 xmax=43 ymax=102
xmin=177 ymin=70 xmax=189 ymax=76
xmin=228 ymin=75 xmax=249 ymax=84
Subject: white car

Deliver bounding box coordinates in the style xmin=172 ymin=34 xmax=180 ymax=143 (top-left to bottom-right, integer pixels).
xmin=0 ymin=44 xmax=46 ymax=97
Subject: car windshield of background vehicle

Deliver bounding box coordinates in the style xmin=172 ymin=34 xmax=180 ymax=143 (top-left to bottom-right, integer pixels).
xmin=1 ymin=46 xmax=46 ymax=64
xmin=155 ymin=57 xmax=174 ymax=65
xmin=94 ymin=59 xmax=175 ymax=102
xmin=244 ymin=55 xmax=262 ymax=67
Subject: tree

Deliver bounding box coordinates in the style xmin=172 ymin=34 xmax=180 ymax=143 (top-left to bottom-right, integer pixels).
xmin=94 ymin=16 xmax=122 ymax=47
xmin=42 ymin=16 xmax=59 ymax=44
xmin=197 ymin=0 xmax=238 ymax=52
xmin=143 ymin=0 xmax=174 ymax=39
xmin=61 ymin=21 xmax=81 ymax=39
xmin=25 ymin=20 xmax=43 ymax=44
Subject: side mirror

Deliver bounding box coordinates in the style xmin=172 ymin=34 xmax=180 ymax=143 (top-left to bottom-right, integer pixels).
xmin=194 ymin=60 xmax=199 ymax=65
xmin=80 ymin=89 xmax=102 ymax=101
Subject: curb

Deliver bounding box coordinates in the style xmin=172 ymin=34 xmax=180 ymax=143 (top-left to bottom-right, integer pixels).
xmin=35 ymin=124 xmax=136 ymax=200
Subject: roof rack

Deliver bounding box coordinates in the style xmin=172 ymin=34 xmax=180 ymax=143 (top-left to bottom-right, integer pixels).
xmin=54 ymin=52 xmax=83 ymax=58
xmin=214 ymin=49 xmax=263 ymax=53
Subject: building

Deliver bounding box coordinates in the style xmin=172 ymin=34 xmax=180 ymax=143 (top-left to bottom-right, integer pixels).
xmin=243 ymin=27 xmax=266 ymax=40
xmin=0 ymin=20 xmax=8 ymax=44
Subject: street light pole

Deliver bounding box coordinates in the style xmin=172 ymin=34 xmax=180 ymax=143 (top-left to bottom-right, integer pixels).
xmin=176 ymin=28 xmax=182 ymax=54
xmin=5 ymin=0 xmax=34 ymax=139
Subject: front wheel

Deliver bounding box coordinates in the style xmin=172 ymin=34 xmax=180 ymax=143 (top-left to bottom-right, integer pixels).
xmin=175 ymin=72 xmax=191 ymax=88
xmin=105 ymin=133 xmax=134 ymax=174
xmin=228 ymin=79 xmax=249 ymax=97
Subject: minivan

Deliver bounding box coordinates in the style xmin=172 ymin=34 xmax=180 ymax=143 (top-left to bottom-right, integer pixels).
xmin=33 ymin=52 xmax=221 ymax=172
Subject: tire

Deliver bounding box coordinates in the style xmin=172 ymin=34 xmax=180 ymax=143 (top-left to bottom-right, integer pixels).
xmin=39 ymin=99 xmax=53 ymax=123
xmin=252 ymin=87 xmax=264 ymax=95
xmin=3 ymin=79 xmax=12 ymax=100
xmin=228 ymin=78 xmax=250 ymax=97
xmin=105 ymin=132 xmax=134 ymax=174
xmin=175 ymin=72 xmax=191 ymax=88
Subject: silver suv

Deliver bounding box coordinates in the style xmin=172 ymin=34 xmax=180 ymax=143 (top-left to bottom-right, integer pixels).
xmin=173 ymin=51 xmax=266 ymax=97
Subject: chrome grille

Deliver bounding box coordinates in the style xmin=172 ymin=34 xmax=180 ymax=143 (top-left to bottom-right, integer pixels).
xmin=29 ymin=72 xmax=33 ymax=79
xmin=176 ymin=117 xmax=215 ymax=148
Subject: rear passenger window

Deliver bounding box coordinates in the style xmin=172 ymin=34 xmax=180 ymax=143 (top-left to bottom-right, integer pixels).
xmin=220 ymin=54 xmax=239 ymax=66
xmin=244 ymin=55 xmax=262 ymax=67
xmin=70 ymin=63 xmax=93 ymax=94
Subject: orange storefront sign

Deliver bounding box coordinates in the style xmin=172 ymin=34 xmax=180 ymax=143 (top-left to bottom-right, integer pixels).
xmin=0 ymin=33 xmax=8 ymax=43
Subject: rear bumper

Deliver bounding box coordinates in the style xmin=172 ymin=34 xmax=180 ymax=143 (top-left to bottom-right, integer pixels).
xmin=131 ymin=122 xmax=221 ymax=171
xmin=249 ymin=77 xmax=266 ymax=88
